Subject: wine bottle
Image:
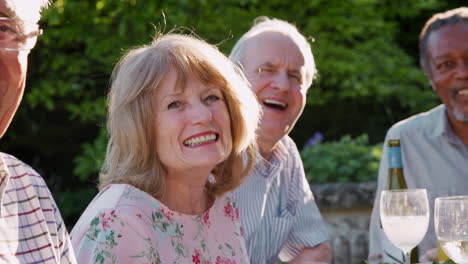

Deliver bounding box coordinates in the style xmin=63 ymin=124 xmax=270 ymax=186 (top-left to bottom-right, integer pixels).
xmin=386 ymin=139 xmax=407 ymax=189
xmin=386 ymin=139 xmax=419 ymax=263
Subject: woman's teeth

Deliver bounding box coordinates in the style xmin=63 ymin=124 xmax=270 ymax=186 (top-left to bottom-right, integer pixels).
xmin=183 ymin=134 xmax=217 ymax=147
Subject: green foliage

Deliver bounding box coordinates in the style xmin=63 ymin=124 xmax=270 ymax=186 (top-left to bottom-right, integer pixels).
xmin=1 ymin=0 xmax=462 ymax=227
xmin=303 ymin=0 xmax=437 ymax=113
xmin=73 ymin=127 xmax=107 ymax=181
xmin=301 ymin=135 xmax=382 ymax=183
xmin=54 ymin=187 xmax=97 ymax=229
xmin=32 ymin=0 xmax=442 ymax=183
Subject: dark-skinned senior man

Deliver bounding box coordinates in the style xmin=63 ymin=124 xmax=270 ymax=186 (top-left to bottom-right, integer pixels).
xmin=368 ymin=7 xmax=468 ymax=264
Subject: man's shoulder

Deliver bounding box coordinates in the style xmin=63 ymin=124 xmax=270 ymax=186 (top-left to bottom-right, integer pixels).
xmin=1 ymin=152 xmax=41 ymax=175
xmin=278 ymin=135 xmax=300 ymax=156
xmin=277 ymin=136 xmax=308 ymax=187
xmin=387 ymin=105 xmax=444 ymax=138
xmin=1 ymin=152 xmax=27 ymax=165
xmin=0 ymin=152 xmax=47 ymax=187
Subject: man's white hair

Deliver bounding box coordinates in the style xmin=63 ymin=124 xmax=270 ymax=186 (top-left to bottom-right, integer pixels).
xmin=38 ymin=0 xmax=50 ymax=9
xmin=8 ymin=0 xmax=50 ymax=21
xmin=229 ymin=16 xmax=316 ymax=89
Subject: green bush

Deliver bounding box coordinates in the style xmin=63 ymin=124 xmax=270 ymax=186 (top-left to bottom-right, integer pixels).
xmin=301 ymin=134 xmax=382 ymax=183
xmin=1 ymin=0 xmax=463 ymax=227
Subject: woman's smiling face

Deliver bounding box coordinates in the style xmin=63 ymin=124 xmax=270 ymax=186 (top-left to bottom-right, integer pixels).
xmin=155 ymin=68 xmax=232 ymax=175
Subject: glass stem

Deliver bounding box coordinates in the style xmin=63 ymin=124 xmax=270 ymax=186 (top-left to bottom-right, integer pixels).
xmin=404 ymin=251 xmax=411 ymax=264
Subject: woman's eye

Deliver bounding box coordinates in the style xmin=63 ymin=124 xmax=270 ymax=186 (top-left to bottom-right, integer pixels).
xmin=259 ymin=67 xmax=274 ymax=73
xmin=167 ymin=101 xmax=181 ymax=109
xmin=205 ymin=94 xmax=220 ymax=103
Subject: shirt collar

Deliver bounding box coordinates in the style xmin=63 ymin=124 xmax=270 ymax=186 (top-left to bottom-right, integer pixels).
xmin=256 ymin=138 xmax=289 ymax=178
xmin=432 ymin=105 xmax=465 ymax=145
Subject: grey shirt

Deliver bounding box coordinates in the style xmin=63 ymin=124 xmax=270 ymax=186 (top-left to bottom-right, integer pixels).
xmin=368 ymin=104 xmax=468 ymax=263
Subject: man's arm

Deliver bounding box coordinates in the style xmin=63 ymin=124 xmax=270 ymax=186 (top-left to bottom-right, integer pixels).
xmin=278 ymin=136 xmax=330 ymax=262
xmin=289 ymin=242 xmax=333 ymax=264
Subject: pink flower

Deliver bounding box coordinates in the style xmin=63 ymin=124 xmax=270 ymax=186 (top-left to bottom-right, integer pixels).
xmin=203 ymin=211 xmax=211 ymax=227
xmin=159 ymin=208 xmax=174 ymax=223
xmin=192 ymin=249 xmax=201 ymax=264
xmin=224 ymin=202 xmax=234 ymax=221
xmin=192 ymin=255 xmax=200 ymax=264
xmin=224 ymin=202 xmax=240 ymax=222
xmin=110 ymin=210 xmax=117 ymax=222
xmin=215 ymin=256 xmax=236 ymax=264
xmin=99 ymin=212 xmax=113 ymax=232
xmin=240 ymin=226 xmax=244 ymax=237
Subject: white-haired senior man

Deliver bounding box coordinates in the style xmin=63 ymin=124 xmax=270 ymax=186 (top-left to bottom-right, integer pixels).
xmin=230 ymin=17 xmax=332 ymax=264
xmin=0 ymin=0 xmax=76 ymax=263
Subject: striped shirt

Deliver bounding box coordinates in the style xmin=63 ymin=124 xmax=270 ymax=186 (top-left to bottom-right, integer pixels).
xmin=233 ymin=136 xmax=329 ymax=264
xmin=0 ymin=152 xmax=76 ymax=263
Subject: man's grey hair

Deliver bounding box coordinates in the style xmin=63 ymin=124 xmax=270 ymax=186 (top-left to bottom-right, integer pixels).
xmin=229 ymin=16 xmax=316 ymax=89
xmin=32 ymin=0 xmax=51 ymax=13
xmin=419 ymin=7 xmax=468 ymax=74
xmin=38 ymin=0 xmax=51 ymax=10
xmin=8 ymin=0 xmax=50 ymax=21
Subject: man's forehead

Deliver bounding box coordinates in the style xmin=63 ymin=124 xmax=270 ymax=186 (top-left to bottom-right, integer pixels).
xmin=427 ymin=22 xmax=468 ymax=58
xmin=247 ymin=30 xmax=296 ymax=47
xmin=0 ymin=0 xmax=41 ymax=21
xmin=247 ymin=32 xmax=305 ymax=64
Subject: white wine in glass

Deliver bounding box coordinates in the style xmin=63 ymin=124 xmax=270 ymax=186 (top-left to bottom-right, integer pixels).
xmin=435 ymin=195 xmax=468 ymax=264
xmin=380 ymin=189 xmax=429 ymax=264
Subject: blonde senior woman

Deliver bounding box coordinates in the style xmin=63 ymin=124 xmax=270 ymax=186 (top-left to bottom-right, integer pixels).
xmin=71 ymin=33 xmax=260 ymax=263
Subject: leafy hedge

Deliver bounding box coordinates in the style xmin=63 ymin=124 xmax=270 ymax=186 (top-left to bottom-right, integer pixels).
xmin=0 ymin=0 xmax=464 ymax=227
xmin=301 ymin=135 xmax=382 ymax=183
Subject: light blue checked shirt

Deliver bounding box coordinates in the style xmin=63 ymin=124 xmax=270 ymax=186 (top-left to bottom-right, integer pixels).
xmin=234 ymin=136 xmax=329 ymax=264
xmin=369 ymin=104 xmax=468 ymax=263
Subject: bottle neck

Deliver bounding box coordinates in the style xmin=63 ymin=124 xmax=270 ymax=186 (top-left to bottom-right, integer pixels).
xmin=388 ymin=146 xmax=403 ymax=169
xmin=386 ymin=145 xmax=407 ymax=189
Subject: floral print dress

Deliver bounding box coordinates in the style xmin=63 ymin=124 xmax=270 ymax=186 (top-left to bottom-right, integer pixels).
xmin=71 ymin=184 xmax=249 ymax=264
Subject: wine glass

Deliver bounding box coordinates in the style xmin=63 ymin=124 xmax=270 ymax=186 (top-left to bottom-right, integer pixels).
xmin=435 ymin=195 xmax=468 ymax=264
xmin=380 ymin=189 xmax=429 ymax=264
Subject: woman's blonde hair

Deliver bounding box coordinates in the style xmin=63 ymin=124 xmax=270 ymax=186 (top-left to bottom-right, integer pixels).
xmin=100 ymin=33 xmax=260 ymax=198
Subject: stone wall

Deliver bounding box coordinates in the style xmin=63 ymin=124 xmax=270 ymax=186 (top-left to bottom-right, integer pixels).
xmin=311 ymin=181 xmax=378 ymax=264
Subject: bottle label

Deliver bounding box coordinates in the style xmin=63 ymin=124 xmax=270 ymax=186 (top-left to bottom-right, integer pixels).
xmin=388 ymin=147 xmax=402 ymax=168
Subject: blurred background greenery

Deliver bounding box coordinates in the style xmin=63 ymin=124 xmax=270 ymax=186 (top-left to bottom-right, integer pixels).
xmin=0 ymin=0 xmax=464 ymax=229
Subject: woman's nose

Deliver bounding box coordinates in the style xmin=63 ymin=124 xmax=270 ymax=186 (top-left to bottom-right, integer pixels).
xmin=189 ymin=102 xmax=212 ymax=124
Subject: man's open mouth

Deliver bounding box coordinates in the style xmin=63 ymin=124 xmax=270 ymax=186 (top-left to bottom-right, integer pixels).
xmin=263 ymin=99 xmax=287 ymax=110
